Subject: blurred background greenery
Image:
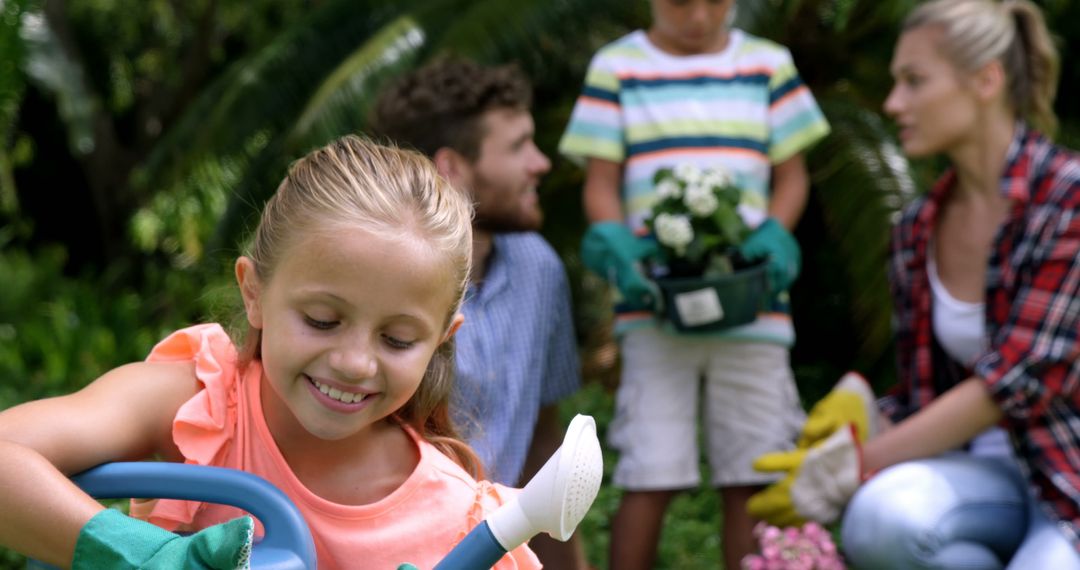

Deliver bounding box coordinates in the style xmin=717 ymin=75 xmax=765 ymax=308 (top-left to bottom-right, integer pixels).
xmin=2 ymin=0 xmax=1079 ymax=567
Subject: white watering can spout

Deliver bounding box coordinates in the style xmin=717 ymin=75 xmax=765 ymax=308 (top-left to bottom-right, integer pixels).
xmin=434 ymin=414 xmax=604 ymax=569
xmin=487 ymin=414 xmax=604 ymax=547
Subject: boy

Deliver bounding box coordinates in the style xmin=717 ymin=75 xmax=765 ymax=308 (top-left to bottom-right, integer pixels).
xmin=558 ymin=0 xmax=830 ymax=567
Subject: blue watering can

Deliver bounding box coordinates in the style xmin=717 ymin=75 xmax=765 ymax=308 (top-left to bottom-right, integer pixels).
xmin=26 ymin=414 xmax=603 ymax=569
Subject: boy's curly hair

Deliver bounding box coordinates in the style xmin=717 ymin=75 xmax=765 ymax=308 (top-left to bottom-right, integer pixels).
xmin=371 ymin=57 xmax=532 ymax=160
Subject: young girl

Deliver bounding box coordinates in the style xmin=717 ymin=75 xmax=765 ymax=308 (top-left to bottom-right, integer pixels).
xmin=750 ymin=0 xmax=1080 ymax=568
xmin=0 ymin=136 xmax=541 ymax=570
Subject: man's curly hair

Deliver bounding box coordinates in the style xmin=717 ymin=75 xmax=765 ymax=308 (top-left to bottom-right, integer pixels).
xmin=371 ymin=57 xmax=532 ymax=161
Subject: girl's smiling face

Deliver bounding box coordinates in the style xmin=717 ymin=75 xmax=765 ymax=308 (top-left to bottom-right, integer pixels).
xmin=238 ymin=225 xmax=462 ymax=444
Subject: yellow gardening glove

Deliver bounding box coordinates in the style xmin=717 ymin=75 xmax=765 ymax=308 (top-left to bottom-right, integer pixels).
xmin=749 ymin=425 xmax=863 ymax=526
xmin=744 ymin=465 xmax=808 ymax=528
xmin=798 ymin=372 xmax=880 ymax=449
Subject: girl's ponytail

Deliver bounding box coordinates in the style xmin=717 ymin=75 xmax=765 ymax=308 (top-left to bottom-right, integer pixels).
xmin=904 ymin=0 xmax=1061 ymax=137
xmin=1005 ymin=0 xmax=1059 ymax=137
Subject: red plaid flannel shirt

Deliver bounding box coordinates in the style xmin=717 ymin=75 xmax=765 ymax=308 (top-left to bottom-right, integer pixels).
xmin=880 ymin=123 xmax=1080 ymax=545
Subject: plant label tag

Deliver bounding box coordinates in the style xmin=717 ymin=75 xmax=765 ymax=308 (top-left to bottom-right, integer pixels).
xmin=674 ymin=288 xmax=724 ymax=326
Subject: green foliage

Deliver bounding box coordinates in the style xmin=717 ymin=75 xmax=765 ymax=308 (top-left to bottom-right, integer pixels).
xmin=0 ymin=0 xmax=30 ymax=214
xmin=145 ymin=0 xmax=648 ymax=264
xmin=0 ymin=234 xmax=236 ymax=568
xmin=129 ymin=132 xmax=259 ymax=267
xmin=0 ymin=245 xmax=149 ymax=408
xmin=0 ymin=0 xmax=29 ymax=123
xmin=47 ymin=0 xmax=309 ymax=140
xmin=9 ymin=0 xmax=315 ymax=270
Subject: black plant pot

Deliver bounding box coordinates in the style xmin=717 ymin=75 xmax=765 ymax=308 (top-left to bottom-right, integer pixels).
xmin=654 ymin=257 xmax=768 ymax=333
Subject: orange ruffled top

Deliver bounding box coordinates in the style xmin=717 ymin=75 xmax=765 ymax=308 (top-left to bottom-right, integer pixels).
xmin=130 ymin=324 xmax=540 ymax=570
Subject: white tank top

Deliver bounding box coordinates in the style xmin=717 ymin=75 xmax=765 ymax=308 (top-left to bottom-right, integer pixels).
xmin=928 ymin=254 xmax=984 ymax=366
xmin=928 ymin=253 xmax=1014 ymax=459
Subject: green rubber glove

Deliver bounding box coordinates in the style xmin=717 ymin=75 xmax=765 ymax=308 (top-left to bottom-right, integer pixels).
xmin=397 ymin=565 xmax=420 ymax=570
xmin=798 ymin=372 xmax=880 ymax=449
xmin=748 ymin=425 xmax=863 ymax=526
xmin=737 ymin=217 xmax=801 ymax=296
xmin=581 ymin=221 xmax=659 ymax=309
xmin=73 ymin=508 xmax=254 ymax=570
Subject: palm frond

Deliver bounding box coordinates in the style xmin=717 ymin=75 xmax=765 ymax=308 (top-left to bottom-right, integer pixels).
xmin=430 ymin=0 xmax=642 ymax=66
xmin=133 ymin=0 xmax=425 ymax=198
xmin=202 ymin=0 xmax=501 ymax=257
xmin=285 ymin=0 xmax=494 ymax=153
xmin=286 ymin=15 xmax=428 ymax=151
xmin=205 ymin=0 xmax=647 ymax=258
xmin=804 ymin=98 xmax=919 ymax=369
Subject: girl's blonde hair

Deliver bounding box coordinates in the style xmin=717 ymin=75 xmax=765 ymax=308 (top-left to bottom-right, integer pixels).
xmin=904 ymin=0 xmax=1060 ymax=137
xmin=238 ymin=135 xmax=481 ymax=475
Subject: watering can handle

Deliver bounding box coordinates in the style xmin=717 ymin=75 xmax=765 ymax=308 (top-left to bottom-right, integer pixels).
xmin=71 ymin=462 xmax=317 ymax=570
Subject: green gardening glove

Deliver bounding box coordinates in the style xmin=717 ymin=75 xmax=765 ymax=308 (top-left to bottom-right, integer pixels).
xmin=73 ymin=508 xmax=254 ymax=570
xmin=737 ymin=217 xmax=801 ymax=296
xmin=581 ymin=221 xmax=659 ymax=309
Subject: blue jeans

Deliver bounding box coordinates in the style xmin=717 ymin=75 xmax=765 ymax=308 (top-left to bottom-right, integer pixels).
xmin=841 ymin=455 xmax=1080 ymax=569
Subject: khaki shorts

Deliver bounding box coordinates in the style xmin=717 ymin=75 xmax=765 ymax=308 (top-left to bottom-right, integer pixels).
xmin=608 ymin=327 xmax=806 ymax=490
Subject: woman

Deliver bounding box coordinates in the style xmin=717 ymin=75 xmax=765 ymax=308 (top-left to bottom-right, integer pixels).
xmin=748 ymin=1 xmax=1080 ymax=568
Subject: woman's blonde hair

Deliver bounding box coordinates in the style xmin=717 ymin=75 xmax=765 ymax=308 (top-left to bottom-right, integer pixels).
xmin=904 ymin=0 xmax=1060 ymax=137
xmin=238 ymin=135 xmax=481 ymax=475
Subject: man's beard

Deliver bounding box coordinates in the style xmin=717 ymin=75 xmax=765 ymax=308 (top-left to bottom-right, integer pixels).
xmin=473 ymin=208 xmax=543 ymax=233
xmin=470 ymin=169 xmax=544 ymax=233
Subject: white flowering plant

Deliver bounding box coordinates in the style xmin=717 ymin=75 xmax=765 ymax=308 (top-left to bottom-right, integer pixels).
xmin=644 ymin=163 xmax=751 ymax=278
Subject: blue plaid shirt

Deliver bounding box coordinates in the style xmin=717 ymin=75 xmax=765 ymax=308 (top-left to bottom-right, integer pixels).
xmin=453 ymin=232 xmax=582 ymax=485
xmin=881 ymin=123 xmax=1080 ymax=545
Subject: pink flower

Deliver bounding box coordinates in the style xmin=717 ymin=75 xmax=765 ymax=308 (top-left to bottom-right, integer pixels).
xmin=783 ymin=526 xmax=802 ymax=543
xmin=742 ymin=554 xmax=767 ymax=570
xmin=762 ymin=525 xmax=782 ymax=543
xmin=802 ymin=522 xmax=827 ymax=541
xmin=742 ymin=522 xmax=847 ymax=570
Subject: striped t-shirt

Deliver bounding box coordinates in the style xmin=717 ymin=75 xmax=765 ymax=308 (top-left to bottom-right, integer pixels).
xmin=559 ymin=28 xmax=830 ymax=344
